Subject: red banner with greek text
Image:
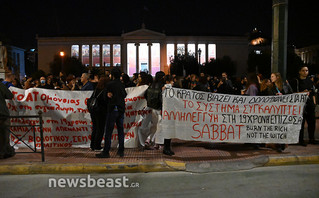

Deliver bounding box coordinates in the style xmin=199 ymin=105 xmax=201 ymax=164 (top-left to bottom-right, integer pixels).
xmin=7 ymin=86 xmax=149 ymax=148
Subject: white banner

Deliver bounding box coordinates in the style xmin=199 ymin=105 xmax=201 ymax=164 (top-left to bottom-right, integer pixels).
xmin=7 ymin=86 xmax=149 ymax=148
xmin=158 ymin=87 xmax=308 ymax=144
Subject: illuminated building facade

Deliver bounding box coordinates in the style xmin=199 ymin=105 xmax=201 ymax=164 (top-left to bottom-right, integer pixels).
xmin=295 ymin=45 xmax=319 ymax=65
xmin=37 ymin=27 xmax=249 ymax=76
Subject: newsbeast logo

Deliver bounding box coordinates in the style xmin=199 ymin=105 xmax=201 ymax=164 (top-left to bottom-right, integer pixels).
xmin=48 ymin=175 xmax=139 ymax=188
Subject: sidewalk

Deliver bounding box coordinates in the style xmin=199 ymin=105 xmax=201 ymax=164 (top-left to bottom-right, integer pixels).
xmin=0 ymin=139 xmax=318 ymax=175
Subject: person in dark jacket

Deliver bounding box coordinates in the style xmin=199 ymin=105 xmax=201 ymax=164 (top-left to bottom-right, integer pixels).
xmin=89 ymin=76 xmax=109 ymax=151
xmin=289 ymin=66 xmax=318 ymax=146
xmin=96 ymin=68 xmax=127 ymax=158
xmin=80 ymin=73 xmax=94 ymax=90
xmin=0 ymin=83 xmax=15 ymax=159
xmin=217 ymin=72 xmax=234 ymax=94
xmin=193 ymin=76 xmax=210 ymax=92
xmin=120 ymin=73 xmax=135 ymax=88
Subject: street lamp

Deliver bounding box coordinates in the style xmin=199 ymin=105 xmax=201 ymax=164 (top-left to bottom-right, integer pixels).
xmin=198 ymin=48 xmax=202 ymax=64
xmin=59 ymin=51 xmax=65 ymax=72
xmin=59 ymin=51 xmax=65 ymax=57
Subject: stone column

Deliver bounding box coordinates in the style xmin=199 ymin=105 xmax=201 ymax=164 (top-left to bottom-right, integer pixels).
xmin=148 ymin=43 xmax=152 ymax=74
xmin=89 ymin=44 xmax=92 ymax=67
xmin=99 ymin=44 xmax=103 ymax=67
xmin=161 ymin=42 xmax=167 ymax=73
xmin=79 ymin=45 xmax=82 ymax=62
xmin=135 ymin=43 xmax=140 ymax=72
xmin=272 ymin=0 xmax=288 ymax=80
xmin=195 ymin=43 xmax=198 ymax=60
xmin=110 ymin=44 xmax=114 ymax=67
xmin=122 ymin=42 xmax=127 ymax=74
xmin=174 ymin=43 xmax=177 ymax=56
xmin=185 ymin=43 xmax=188 ymax=55
xmin=205 ymin=43 xmax=209 ymax=63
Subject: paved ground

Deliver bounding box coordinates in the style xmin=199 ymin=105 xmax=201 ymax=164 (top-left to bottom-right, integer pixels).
xmin=0 ymin=139 xmax=318 ymax=174
xmin=1 ymin=165 xmax=319 ymax=198
xmin=1 ymin=120 xmax=319 ymax=174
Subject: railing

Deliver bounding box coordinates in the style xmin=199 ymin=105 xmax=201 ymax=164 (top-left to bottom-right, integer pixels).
xmin=3 ymin=111 xmax=45 ymax=162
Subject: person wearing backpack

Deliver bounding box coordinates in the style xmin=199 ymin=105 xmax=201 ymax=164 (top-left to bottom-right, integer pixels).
xmin=142 ymin=71 xmax=175 ymax=156
xmin=88 ymin=76 xmax=109 ymax=151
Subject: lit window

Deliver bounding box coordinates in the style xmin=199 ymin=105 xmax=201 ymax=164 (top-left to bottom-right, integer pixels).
xmin=82 ymin=45 xmax=90 ymax=66
xmin=139 ymin=43 xmax=148 ymax=73
xmin=151 ymin=43 xmax=160 ymax=75
xmin=187 ymin=44 xmax=195 ymax=56
xmin=198 ymin=44 xmax=206 ymax=64
xmin=167 ymin=44 xmax=174 ymax=65
xmin=208 ymin=44 xmax=216 ymax=61
xmin=113 ymin=44 xmax=121 ymax=66
xmin=127 ymin=43 xmax=136 ymax=75
xmin=92 ymin=45 xmax=100 ymax=67
xmin=177 ymin=44 xmax=185 ymax=55
xmin=71 ymin=45 xmax=79 ymax=58
xmin=103 ymin=44 xmax=110 ymax=66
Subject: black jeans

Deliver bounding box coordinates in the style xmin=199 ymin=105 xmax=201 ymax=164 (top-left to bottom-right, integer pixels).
xmin=299 ymin=102 xmax=316 ymax=142
xmin=103 ymin=110 xmax=125 ymax=153
xmin=0 ymin=118 xmax=15 ymax=159
xmin=90 ymin=111 xmax=107 ymax=149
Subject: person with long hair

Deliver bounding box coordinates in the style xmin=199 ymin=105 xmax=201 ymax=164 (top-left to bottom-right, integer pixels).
xmin=259 ymin=79 xmax=271 ymax=96
xmin=269 ymin=72 xmax=292 ymax=95
xmin=140 ymin=71 xmax=175 ymax=155
xmin=268 ymin=72 xmax=292 ymax=152
xmin=89 ymin=76 xmax=110 ymax=151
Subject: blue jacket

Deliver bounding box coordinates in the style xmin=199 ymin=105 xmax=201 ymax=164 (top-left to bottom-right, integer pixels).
xmin=81 ymin=81 xmax=94 ymax=90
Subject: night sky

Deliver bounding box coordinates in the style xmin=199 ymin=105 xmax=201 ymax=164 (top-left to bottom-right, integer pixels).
xmin=1 ymin=0 xmax=318 ymax=49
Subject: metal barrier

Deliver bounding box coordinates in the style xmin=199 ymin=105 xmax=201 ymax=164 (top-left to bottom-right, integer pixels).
xmin=7 ymin=111 xmax=45 ymax=162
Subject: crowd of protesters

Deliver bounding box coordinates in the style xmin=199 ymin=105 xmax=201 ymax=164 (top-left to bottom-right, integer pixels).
xmin=1 ymin=65 xmax=319 ymax=159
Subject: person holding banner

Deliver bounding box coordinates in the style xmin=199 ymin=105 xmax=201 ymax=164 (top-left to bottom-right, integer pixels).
xmin=289 ymin=66 xmax=318 ymax=146
xmin=0 ymin=82 xmax=15 ymax=159
xmin=138 ymin=72 xmax=164 ymax=151
xmin=96 ymin=68 xmax=127 ymax=158
xmin=143 ymin=71 xmax=175 ymax=156
xmin=269 ymin=73 xmax=293 ymax=96
xmin=268 ymin=72 xmax=292 ymax=152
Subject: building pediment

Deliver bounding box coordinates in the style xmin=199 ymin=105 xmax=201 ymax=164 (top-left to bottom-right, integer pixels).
xmin=122 ymin=27 xmax=165 ymax=39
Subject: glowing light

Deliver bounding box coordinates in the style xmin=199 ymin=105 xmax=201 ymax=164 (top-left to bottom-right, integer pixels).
xmin=59 ymin=51 xmax=65 ymax=57
xmin=250 ymin=37 xmax=265 ymax=45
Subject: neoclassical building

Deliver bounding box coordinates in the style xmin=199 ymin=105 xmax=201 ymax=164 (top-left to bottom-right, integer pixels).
xmin=295 ymin=44 xmax=319 ymax=65
xmin=37 ymin=27 xmax=249 ymax=76
xmin=0 ymin=41 xmax=25 ymax=80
